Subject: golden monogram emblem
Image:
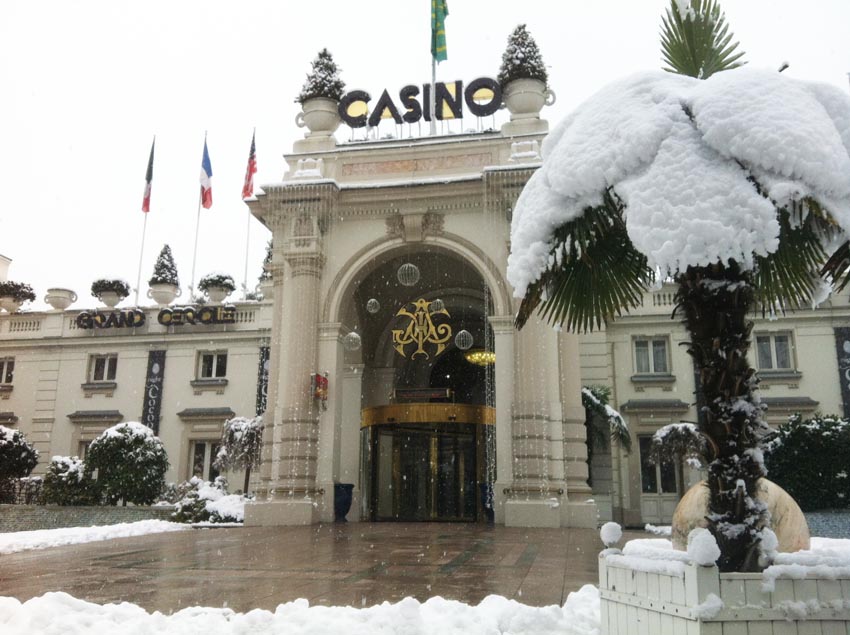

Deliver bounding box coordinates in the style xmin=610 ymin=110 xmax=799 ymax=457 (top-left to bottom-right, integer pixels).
xmin=392 ymin=298 xmax=452 ymax=359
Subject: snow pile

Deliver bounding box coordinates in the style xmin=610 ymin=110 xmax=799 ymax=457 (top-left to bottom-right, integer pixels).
xmin=606 ymin=538 xmax=691 ymax=577
xmin=507 ymin=68 xmax=850 ymax=297
xmin=644 ymin=524 xmax=672 ymax=536
xmin=0 ymin=586 xmax=601 ymax=635
xmin=762 ymin=537 xmax=850 ymax=591
xmin=692 ymin=593 xmax=724 ymax=620
xmin=687 ymin=528 xmax=720 ymax=566
xmin=600 ymin=522 xmax=622 ymax=547
xmin=0 ymin=520 xmax=187 ymax=555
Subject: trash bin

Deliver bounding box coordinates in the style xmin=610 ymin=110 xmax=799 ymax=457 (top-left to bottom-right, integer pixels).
xmin=479 ymin=482 xmax=495 ymax=525
xmin=333 ymin=483 xmax=354 ymax=522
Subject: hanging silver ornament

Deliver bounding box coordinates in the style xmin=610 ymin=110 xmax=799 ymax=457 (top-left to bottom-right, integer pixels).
xmin=366 ymin=298 xmax=380 ymax=314
xmin=455 ymin=329 xmax=474 ymax=351
xmin=397 ymin=262 xmax=420 ymax=287
xmin=430 ymin=298 xmax=445 ymax=313
xmin=343 ymin=332 xmax=362 ymax=351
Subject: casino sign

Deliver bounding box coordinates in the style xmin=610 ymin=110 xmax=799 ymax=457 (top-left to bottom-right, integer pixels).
xmin=338 ymin=77 xmax=502 ymax=129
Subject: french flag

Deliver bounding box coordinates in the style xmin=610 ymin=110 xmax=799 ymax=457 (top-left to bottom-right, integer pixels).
xmin=200 ymin=140 xmax=213 ymax=209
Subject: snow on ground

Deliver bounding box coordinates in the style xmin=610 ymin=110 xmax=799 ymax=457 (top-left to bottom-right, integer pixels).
xmin=1 ymin=523 xmax=850 ymax=634
xmin=0 ymin=520 xmax=187 ymax=555
xmin=0 ymin=586 xmax=601 ymax=635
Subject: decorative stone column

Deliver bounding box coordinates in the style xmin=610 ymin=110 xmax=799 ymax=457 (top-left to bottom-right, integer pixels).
xmin=504 ymin=313 xmax=564 ymax=527
xmin=315 ymin=322 xmax=344 ymax=522
xmin=339 ymin=363 xmax=364 ymax=521
xmin=490 ymin=315 xmax=515 ymax=525
xmin=245 ymin=220 xmax=325 ymax=526
xmin=254 ymin=243 xmax=286 ymax=495
xmin=558 ymin=330 xmax=598 ymax=528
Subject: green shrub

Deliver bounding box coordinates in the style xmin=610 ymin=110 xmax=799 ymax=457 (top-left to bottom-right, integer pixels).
xmin=0 ymin=425 xmax=39 ymax=481
xmin=763 ymin=414 xmax=850 ymax=511
xmin=42 ymin=456 xmax=99 ymax=505
xmin=171 ymin=476 xmax=243 ymax=523
xmin=85 ymin=422 xmax=168 ymax=505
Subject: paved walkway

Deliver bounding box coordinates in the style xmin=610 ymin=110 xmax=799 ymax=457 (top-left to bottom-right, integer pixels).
xmin=0 ymin=523 xmax=645 ymax=613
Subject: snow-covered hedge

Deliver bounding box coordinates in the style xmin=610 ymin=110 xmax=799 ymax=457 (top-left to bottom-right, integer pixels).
xmin=85 ymin=422 xmax=168 ymax=506
xmin=170 ymin=477 xmax=246 ymax=523
xmin=764 ymin=414 xmax=850 ymax=511
xmin=0 ymin=425 xmax=39 ymax=482
xmin=42 ymin=456 xmax=98 ymax=506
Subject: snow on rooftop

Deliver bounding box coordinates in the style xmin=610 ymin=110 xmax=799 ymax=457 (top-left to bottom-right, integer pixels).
xmin=507 ymin=68 xmax=850 ymax=298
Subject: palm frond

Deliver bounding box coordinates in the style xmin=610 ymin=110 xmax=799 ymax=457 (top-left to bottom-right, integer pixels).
xmin=660 ymin=0 xmax=745 ymax=79
xmin=650 ymin=422 xmax=712 ymax=464
xmin=754 ymin=200 xmax=837 ymax=313
xmin=515 ymin=191 xmax=653 ymax=332
xmin=822 ymin=240 xmax=850 ymax=292
xmin=582 ymin=386 xmax=631 ymax=452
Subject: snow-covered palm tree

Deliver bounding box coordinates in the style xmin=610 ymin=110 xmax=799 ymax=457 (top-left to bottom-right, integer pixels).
xmin=507 ymin=0 xmax=850 ymax=571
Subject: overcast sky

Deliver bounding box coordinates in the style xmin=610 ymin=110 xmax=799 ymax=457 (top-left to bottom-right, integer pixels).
xmin=1 ymin=0 xmax=848 ymax=310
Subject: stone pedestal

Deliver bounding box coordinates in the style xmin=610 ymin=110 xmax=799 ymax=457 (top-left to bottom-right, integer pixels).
xmin=244 ymin=499 xmax=317 ymax=526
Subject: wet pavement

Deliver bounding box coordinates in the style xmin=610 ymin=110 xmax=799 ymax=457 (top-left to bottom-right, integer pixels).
xmin=0 ymin=523 xmax=644 ymax=612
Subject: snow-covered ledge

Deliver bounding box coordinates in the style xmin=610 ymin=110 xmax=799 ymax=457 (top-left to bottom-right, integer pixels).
xmin=599 ymin=534 xmax=850 ymax=635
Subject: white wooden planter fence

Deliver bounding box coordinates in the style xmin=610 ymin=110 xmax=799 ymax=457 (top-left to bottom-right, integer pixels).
xmin=599 ymin=555 xmax=850 ymax=635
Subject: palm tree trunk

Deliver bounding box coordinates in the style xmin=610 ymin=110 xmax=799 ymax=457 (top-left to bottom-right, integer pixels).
xmin=243 ymin=465 xmax=251 ymax=495
xmin=675 ymin=262 xmax=770 ymax=572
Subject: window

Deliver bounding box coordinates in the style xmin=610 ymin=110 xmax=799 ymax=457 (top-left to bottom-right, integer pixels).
xmin=639 ymin=436 xmax=679 ymax=494
xmin=634 ymin=337 xmax=669 ymax=374
xmin=198 ymin=351 xmax=227 ymax=379
xmin=191 ymin=441 xmax=221 ymax=481
xmin=0 ymin=358 xmax=14 ymax=384
xmin=755 ymin=333 xmax=793 ymax=370
xmin=89 ymin=354 xmax=117 ymax=382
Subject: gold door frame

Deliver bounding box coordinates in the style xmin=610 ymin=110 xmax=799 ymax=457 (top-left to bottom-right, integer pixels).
xmin=362 ymin=403 xmax=494 ymax=522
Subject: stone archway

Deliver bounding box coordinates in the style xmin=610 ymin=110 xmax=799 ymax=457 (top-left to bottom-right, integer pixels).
xmin=325 ymin=242 xmax=498 ymax=522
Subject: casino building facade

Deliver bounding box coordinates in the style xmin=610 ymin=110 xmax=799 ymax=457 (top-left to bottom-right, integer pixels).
xmin=2 ymin=84 xmax=850 ymax=528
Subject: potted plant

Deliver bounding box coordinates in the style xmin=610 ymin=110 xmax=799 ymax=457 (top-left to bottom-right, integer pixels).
xmin=43 ymin=288 xmax=78 ymax=311
xmin=90 ymin=278 xmax=130 ymax=308
xmin=147 ymin=244 xmax=181 ymax=306
xmin=295 ymin=48 xmax=345 ymax=137
xmin=198 ymin=272 xmax=236 ymax=304
xmin=0 ymin=281 xmax=36 ymax=313
xmin=497 ymin=24 xmax=555 ymax=120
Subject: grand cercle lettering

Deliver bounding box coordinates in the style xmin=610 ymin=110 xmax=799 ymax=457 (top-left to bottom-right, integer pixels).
xmin=339 ymin=77 xmax=502 ymax=129
xmin=75 ymin=305 xmax=236 ymax=330
xmin=157 ymin=305 xmax=236 ymax=326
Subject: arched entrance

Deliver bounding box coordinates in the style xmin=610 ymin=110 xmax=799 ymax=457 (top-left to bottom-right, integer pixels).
xmin=338 ymin=245 xmax=497 ymax=521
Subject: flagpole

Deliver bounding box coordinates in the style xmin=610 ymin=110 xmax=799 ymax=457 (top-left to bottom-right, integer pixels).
xmin=135 ymin=135 xmax=155 ymax=307
xmin=190 ymin=191 xmax=202 ymax=301
xmin=242 ymin=207 xmax=251 ymax=300
xmin=430 ymin=57 xmax=437 ymax=136
xmin=134 ymin=213 xmax=148 ymax=306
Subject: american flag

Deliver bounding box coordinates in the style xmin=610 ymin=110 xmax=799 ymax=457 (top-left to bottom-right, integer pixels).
xmin=242 ymin=131 xmax=257 ymax=200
